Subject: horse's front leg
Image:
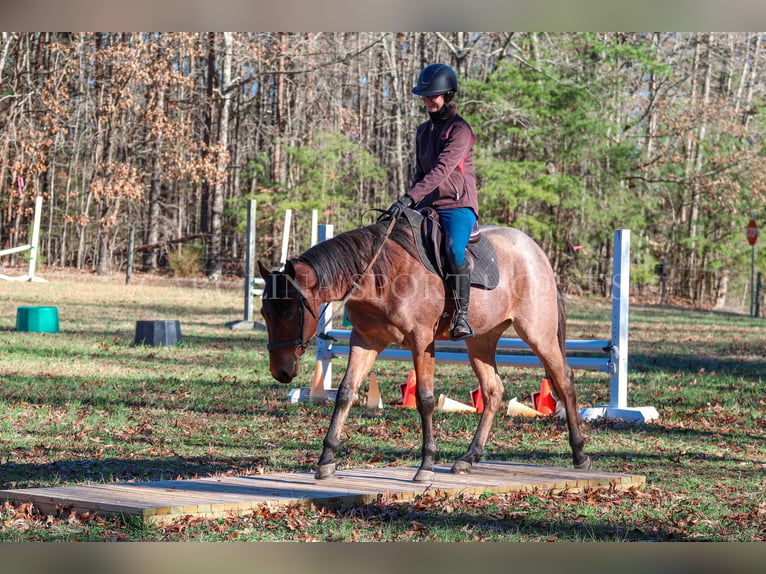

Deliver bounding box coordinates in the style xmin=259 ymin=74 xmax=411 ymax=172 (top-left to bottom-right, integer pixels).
xmin=412 ymin=343 xmax=437 ymax=483
xmin=315 ymin=342 xmax=379 ymax=480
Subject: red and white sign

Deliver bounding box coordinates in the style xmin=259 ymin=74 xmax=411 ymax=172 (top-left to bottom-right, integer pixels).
xmin=746 ymin=218 xmax=758 ymax=246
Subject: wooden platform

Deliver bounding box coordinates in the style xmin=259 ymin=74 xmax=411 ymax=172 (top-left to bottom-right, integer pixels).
xmin=0 ymin=461 xmax=644 ymax=525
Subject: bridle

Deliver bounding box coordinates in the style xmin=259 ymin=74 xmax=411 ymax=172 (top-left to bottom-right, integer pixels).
xmin=264 ymin=214 xmax=399 ymax=358
xmin=263 ymin=283 xmax=319 ymax=355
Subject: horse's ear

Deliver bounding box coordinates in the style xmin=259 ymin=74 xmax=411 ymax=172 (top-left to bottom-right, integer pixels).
xmin=257 ymin=260 xmax=272 ymax=279
xmin=284 ymin=260 xmax=296 ymax=278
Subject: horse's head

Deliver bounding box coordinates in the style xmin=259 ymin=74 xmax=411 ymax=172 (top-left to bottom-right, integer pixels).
xmin=257 ymin=260 xmax=319 ymax=384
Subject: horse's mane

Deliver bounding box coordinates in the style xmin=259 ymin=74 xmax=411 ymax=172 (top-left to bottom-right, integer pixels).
xmin=295 ymin=219 xmax=419 ymax=293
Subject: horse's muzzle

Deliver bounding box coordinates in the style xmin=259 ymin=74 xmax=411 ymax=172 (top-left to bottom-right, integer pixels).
xmin=270 ymin=353 xmax=299 ymax=384
xmin=274 ymin=370 xmax=293 ymax=384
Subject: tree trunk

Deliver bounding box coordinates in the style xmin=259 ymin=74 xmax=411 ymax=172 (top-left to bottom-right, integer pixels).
xmin=206 ymin=32 xmax=232 ymax=279
xmin=94 ymin=32 xmax=112 ymax=276
xmin=144 ymin=86 xmax=164 ymax=271
xmin=200 ymin=32 xmax=216 ymax=240
xmin=688 ymin=33 xmax=713 ymax=302
xmin=271 ymin=32 xmax=286 ymax=185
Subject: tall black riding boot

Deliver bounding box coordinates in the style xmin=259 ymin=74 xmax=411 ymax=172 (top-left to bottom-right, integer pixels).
xmin=449 ymin=260 xmax=474 ymax=340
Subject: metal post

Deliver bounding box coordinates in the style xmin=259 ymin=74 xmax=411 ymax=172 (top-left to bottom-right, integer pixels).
xmin=27 ymin=195 xmax=43 ymax=281
xmin=750 ymin=242 xmax=756 ymax=317
xmin=315 ymin=224 xmax=334 ymax=389
xmin=227 ymin=200 xmax=262 ymax=330
xmin=243 ymin=200 xmax=256 ymax=323
xmin=126 ymin=227 xmax=135 ymax=285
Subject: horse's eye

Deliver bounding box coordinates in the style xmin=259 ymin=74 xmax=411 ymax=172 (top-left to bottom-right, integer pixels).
xmin=284 ymin=308 xmax=295 ymax=320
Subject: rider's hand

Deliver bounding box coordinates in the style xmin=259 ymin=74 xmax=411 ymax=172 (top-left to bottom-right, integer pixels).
xmin=379 ymin=195 xmax=414 ymax=222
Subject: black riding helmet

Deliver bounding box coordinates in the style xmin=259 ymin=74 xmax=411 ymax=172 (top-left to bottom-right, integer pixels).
xmin=412 ymin=63 xmax=458 ymax=97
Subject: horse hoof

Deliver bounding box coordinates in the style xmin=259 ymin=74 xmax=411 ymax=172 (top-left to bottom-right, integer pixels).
xmin=450 ymin=460 xmax=472 ymax=475
xmin=314 ymin=462 xmax=337 ymax=480
xmin=413 ymin=469 xmax=434 ymax=483
xmin=574 ymin=456 xmax=592 ymax=470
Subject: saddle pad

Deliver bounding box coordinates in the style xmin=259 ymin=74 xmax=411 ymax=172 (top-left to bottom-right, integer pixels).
xmin=402 ymin=208 xmax=499 ymax=290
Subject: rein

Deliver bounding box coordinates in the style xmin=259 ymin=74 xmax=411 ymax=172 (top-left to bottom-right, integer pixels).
xmin=268 ymin=215 xmax=399 ymax=355
xmin=317 ymin=214 xmax=398 ymax=335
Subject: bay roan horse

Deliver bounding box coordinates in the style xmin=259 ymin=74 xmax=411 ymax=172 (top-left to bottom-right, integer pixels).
xmin=257 ymin=216 xmax=591 ymax=483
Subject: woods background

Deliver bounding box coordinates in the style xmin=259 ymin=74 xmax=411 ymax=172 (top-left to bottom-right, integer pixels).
xmin=1 ymin=32 xmax=764 ymax=309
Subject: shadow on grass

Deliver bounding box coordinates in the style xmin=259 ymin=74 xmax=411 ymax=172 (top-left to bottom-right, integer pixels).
xmin=629 ymin=351 xmax=766 ymax=377
xmin=0 ymin=333 xmax=268 ymax=368
xmin=0 ymin=455 xmax=270 ymax=488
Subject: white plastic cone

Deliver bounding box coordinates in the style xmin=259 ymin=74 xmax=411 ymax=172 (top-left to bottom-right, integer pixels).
xmin=437 ymin=394 xmax=477 ymax=413
xmin=506 ymin=397 xmax=543 ymax=417
xmin=366 ymin=373 xmax=383 ymax=409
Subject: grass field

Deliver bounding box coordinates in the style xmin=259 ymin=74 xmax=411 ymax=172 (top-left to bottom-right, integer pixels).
xmin=0 ymin=270 xmax=764 ymax=541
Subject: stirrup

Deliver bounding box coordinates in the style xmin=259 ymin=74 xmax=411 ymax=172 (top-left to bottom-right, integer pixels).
xmin=450 ymin=311 xmax=475 ymax=340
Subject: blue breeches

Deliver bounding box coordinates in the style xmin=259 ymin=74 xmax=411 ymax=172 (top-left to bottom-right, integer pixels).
xmin=438 ymin=208 xmax=477 ymax=269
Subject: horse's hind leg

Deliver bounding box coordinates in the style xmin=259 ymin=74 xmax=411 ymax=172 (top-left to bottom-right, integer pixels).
xmin=315 ymin=342 xmax=379 ymax=480
xmin=516 ymin=327 xmax=591 ymax=470
xmin=550 ymin=361 xmax=591 ymax=470
xmin=451 ymin=341 xmax=505 ymax=474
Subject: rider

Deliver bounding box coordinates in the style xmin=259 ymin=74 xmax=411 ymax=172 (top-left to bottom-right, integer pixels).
xmin=383 ymin=63 xmax=478 ymax=340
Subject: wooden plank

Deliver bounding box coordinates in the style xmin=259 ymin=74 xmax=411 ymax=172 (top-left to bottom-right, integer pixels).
xmin=0 ymin=461 xmax=645 ymax=525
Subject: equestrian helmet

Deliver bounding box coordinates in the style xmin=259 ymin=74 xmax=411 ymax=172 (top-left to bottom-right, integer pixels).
xmin=412 ymin=63 xmax=458 ymax=96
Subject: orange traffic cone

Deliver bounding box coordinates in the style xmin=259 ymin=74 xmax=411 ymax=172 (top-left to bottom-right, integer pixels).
xmin=397 ymin=370 xmax=417 ymax=408
xmin=470 ymin=386 xmax=484 ymax=413
xmin=531 ymin=378 xmax=556 ymax=415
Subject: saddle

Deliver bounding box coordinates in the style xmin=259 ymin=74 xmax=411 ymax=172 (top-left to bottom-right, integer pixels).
xmin=401 ymin=207 xmax=499 ymax=290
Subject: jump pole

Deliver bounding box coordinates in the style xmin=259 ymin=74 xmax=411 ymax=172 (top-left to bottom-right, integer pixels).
xmin=0 ymin=195 xmax=46 ymax=283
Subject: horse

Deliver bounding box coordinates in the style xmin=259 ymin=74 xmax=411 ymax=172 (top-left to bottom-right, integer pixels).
xmin=257 ymin=214 xmax=591 ymax=483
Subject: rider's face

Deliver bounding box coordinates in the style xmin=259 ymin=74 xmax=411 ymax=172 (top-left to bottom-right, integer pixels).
xmin=422 ymin=93 xmax=445 ymax=113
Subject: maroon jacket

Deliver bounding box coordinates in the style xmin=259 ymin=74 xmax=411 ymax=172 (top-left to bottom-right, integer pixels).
xmin=408 ymin=105 xmax=478 ymax=216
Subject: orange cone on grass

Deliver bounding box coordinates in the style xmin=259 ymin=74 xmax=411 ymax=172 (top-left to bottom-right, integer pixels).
xmin=397 ymin=370 xmax=417 ymax=408
xmin=532 ymin=378 xmax=556 ymax=415
xmin=470 ymin=386 xmax=484 ymax=413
